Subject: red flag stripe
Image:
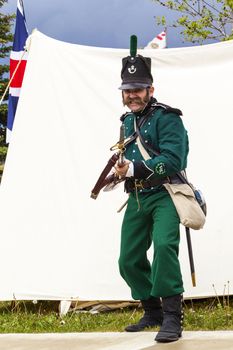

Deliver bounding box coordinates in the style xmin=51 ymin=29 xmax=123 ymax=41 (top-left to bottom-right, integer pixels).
xmin=9 ymin=58 xmax=27 ymax=88
xmin=157 ymin=33 xmax=166 ymax=40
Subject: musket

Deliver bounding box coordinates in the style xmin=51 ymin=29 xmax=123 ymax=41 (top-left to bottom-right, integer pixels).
xmin=90 ymin=125 xmax=126 ymax=199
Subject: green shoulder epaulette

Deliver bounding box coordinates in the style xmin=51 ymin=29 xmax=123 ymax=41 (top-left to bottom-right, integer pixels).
xmin=152 ymin=102 xmax=183 ymax=116
xmin=120 ymin=112 xmax=132 ymax=122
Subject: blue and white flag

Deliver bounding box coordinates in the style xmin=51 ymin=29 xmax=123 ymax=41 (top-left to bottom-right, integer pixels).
xmin=7 ymin=0 xmax=28 ymax=142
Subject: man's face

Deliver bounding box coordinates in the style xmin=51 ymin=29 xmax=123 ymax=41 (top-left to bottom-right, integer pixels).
xmin=122 ymin=86 xmax=154 ymax=112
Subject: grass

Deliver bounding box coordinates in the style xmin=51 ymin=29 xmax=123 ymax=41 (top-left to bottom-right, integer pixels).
xmin=184 ymin=298 xmax=233 ymax=330
xmin=0 ymin=297 xmax=233 ymax=333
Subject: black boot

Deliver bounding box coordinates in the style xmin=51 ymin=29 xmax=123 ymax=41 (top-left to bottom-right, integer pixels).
xmin=125 ymin=296 xmax=163 ymax=332
xmin=155 ymin=294 xmax=183 ymax=343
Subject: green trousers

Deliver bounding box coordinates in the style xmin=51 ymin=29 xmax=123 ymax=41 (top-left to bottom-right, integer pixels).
xmin=118 ymin=189 xmax=184 ymax=300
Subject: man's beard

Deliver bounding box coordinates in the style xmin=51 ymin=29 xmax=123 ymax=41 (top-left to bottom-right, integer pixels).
xmin=122 ymin=90 xmax=150 ymax=111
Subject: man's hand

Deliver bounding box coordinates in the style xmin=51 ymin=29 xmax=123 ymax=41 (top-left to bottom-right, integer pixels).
xmin=114 ymin=159 xmax=131 ymax=178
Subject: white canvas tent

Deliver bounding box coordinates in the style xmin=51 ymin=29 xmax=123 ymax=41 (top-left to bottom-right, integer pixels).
xmin=0 ymin=30 xmax=232 ymax=301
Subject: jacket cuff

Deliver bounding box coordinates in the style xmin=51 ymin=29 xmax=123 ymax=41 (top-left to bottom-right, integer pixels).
xmin=133 ymin=161 xmax=154 ymax=179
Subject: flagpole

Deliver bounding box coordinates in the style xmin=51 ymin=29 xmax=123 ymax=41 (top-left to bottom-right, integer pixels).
xmin=0 ymin=50 xmax=27 ymax=107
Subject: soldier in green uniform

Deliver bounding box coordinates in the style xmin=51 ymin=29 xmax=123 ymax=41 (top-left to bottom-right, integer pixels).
xmin=114 ymin=44 xmax=189 ymax=343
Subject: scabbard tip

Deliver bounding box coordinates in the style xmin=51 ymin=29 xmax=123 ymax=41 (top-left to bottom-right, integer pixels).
xmin=90 ymin=192 xmax=98 ymax=199
xmin=191 ymin=273 xmax=196 ymax=287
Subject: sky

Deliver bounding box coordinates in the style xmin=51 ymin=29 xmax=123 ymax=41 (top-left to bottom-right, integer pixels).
xmin=2 ymin=0 xmax=202 ymax=49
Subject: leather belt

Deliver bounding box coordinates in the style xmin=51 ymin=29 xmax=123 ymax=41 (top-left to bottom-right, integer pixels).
xmin=125 ymin=174 xmax=183 ymax=193
xmin=125 ymin=177 xmax=169 ymax=192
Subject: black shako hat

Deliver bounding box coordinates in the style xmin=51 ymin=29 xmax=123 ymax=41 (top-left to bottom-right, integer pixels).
xmin=119 ymin=35 xmax=153 ymax=90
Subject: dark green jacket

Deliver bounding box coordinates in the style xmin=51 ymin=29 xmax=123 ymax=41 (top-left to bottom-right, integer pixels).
xmin=123 ymin=98 xmax=189 ymax=181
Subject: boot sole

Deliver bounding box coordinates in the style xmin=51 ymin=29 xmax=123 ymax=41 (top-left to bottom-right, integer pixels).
xmin=155 ymin=333 xmax=182 ymax=343
xmin=125 ymin=324 xmax=162 ymax=332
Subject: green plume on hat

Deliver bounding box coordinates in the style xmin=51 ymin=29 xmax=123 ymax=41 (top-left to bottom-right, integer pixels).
xmin=119 ymin=35 xmax=153 ymax=90
xmin=130 ymin=35 xmax=137 ymax=57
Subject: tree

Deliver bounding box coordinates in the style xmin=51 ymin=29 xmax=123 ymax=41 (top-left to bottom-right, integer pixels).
xmin=153 ymin=0 xmax=233 ymax=43
xmin=0 ymin=0 xmax=14 ymax=144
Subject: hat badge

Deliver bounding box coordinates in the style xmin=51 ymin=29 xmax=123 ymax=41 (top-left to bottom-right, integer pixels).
xmin=128 ymin=65 xmax=137 ymax=74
